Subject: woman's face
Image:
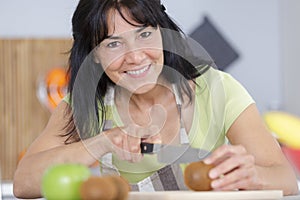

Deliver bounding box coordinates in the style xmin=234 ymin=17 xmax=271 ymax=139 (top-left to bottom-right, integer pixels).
xmin=94 ymin=9 xmax=164 ymax=94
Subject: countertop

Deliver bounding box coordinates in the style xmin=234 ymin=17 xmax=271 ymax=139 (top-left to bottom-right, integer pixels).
xmin=1 ymin=181 xmax=300 ymax=200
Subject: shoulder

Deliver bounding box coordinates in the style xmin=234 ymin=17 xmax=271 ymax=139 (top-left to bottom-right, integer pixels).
xmin=195 ymin=67 xmax=236 ymax=85
xmin=195 ymin=67 xmax=253 ymax=99
xmin=194 ymin=67 xmax=255 ymax=133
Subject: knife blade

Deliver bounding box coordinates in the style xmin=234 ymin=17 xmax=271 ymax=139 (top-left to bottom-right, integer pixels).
xmin=140 ymin=142 xmax=210 ymax=164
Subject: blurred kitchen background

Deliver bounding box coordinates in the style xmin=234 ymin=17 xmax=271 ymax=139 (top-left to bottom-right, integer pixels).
xmin=0 ymin=0 xmax=299 ymax=186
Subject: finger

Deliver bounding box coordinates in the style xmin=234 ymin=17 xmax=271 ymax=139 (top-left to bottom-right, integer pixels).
xmin=213 ymin=175 xmax=256 ymax=191
xmin=123 ymin=134 xmax=144 ymax=162
xmin=114 ymin=145 xmax=126 ymax=161
xmin=130 ymin=150 xmax=143 ymax=163
xmin=211 ymin=165 xmax=252 ymax=189
xmin=208 ymin=157 xmax=238 ymax=179
xmin=122 ymin=134 xmax=132 ymax=161
xmin=110 ymin=133 xmax=127 ymax=160
xmin=112 ymin=135 xmax=122 ymax=147
xmin=103 ymin=128 xmax=134 ymax=161
xmin=142 ymin=133 xmax=162 ymax=144
xmin=127 ymin=134 xmax=140 ymax=152
xmin=208 ymin=153 xmax=251 ymax=179
xmin=204 ymin=145 xmax=247 ymax=165
xmin=127 ymin=135 xmax=143 ymax=162
xmin=130 ymin=152 xmax=143 ymax=163
xmin=122 ymin=123 xmax=153 ymax=139
xmin=203 ymin=145 xmax=231 ymax=165
xmin=102 ymin=128 xmax=123 ymax=150
xmin=123 ymin=125 xmax=161 ymax=144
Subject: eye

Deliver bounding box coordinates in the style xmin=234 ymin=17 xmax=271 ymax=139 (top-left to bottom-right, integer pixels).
xmin=139 ymin=31 xmax=152 ymax=39
xmin=107 ymin=41 xmax=121 ymax=48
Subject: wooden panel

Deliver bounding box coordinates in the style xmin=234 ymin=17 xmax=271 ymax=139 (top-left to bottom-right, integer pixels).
xmin=0 ymin=39 xmax=72 ymax=180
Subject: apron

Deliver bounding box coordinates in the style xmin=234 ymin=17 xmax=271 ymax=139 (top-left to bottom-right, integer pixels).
xmin=100 ymin=84 xmax=189 ymax=191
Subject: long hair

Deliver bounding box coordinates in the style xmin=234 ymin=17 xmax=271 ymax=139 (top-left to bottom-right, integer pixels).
xmin=63 ymin=0 xmax=211 ymax=143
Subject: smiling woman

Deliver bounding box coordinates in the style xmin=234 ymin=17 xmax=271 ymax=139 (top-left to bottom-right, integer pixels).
xmin=13 ymin=0 xmax=298 ymax=198
xmin=94 ymin=22 xmax=164 ymax=94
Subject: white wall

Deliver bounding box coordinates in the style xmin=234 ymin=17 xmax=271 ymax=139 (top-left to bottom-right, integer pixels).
xmin=280 ymin=0 xmax=300 ymax=116
xmin=162 ymin=0 xmax=282 ymax=113
xmin=0 ymin=0 xmax=78 ymax=38
xmin=0 ymin=0 xmax=290 ymax=113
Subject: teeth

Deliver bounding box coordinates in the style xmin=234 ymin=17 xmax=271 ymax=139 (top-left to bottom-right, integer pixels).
xmin=127 ymin=65 xmax=149 ymax=75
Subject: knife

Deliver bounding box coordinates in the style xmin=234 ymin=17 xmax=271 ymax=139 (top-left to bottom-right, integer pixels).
xmin=140 ymin=142 xmax=210 ymax=164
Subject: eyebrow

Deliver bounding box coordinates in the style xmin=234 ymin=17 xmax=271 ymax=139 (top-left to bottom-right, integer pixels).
xmin=106 ymin=26 xmax=147 ymax=40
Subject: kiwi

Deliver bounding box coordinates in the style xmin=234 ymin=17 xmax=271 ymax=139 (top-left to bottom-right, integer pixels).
xmin=80 ymin=176 xmax=117 ymax=200
xmin=109 ymin=176 xmax=130 ymax=200
xmin=80 ymin=175 xmax=130 ymax=200
xmin=184 ymin=161 xmax=214 ymax=191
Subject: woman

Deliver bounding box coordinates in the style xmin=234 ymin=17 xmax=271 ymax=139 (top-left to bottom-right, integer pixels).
xmin=13 ymin=0 xmax=298 ymax=198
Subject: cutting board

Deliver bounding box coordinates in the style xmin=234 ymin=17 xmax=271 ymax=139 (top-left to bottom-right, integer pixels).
xmin=128 ymin=190 xmax=283 ymax=200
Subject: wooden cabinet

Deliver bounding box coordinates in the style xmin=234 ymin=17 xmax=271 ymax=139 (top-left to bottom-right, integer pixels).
xmin=0 ymin=39 xmax=72 ymax=180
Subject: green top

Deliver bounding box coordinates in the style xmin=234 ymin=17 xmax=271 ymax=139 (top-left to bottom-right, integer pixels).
xmin=63 ymin=67 xmax=254 ymax=183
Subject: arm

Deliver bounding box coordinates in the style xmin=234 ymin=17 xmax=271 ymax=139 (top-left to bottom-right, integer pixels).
xmin=13 ymin=101 xmax=144 ymax=199
xmin=204 ymin=104 xmax=299 ymax=195
xmin=13 ymin=102 xmax=109 ymax=198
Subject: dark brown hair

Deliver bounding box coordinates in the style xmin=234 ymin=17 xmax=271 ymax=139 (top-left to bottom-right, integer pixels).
xmin=63 ymin=0 xmax=210 ymax=143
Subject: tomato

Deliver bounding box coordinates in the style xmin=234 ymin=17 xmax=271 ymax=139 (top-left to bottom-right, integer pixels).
xmin=41 ymin=163 xmax=91 ymax=200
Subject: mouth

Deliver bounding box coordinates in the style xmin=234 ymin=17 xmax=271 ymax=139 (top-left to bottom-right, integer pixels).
xmin=125 ymin=64 xmax=151 ymax=77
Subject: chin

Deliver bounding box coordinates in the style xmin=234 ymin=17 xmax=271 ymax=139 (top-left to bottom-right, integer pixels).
xmin=129 ymin=82 xmax=157 ymax=94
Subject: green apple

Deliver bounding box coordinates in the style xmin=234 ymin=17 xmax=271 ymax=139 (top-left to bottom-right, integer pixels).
xmin=41 ymin=163 xmax=91 ymax=200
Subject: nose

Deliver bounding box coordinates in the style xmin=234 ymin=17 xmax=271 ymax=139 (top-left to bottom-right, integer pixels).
xmin=124 ymin=48 xmax=146 ymax=65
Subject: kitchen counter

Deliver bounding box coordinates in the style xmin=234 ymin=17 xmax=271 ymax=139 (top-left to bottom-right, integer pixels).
xmin=1 ymin=181 xmax=300 ymax=200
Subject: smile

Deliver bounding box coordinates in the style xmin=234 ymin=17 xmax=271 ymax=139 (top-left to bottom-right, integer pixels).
xmin=126 ymin=65 xmax=150 ymax=76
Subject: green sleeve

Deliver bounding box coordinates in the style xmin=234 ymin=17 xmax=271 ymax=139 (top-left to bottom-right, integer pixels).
xmin=221 ymin=71 xmax=255 ymax=134
xmin=62 ymin=93 xmax=71 ymax=104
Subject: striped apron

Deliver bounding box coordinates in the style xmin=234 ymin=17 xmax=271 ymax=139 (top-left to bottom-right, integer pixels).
xmin=100 ymin=84 xmax=189 ymax=191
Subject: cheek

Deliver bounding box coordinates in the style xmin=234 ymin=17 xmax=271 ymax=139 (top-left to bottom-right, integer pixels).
xmin=95 ymin=49 xmax=120 ymax=71
xmin=148 ymin=49 xmax=164 ymax=64
xmin=98 ymin=50 xmax=124 ymax=71
xmin=103 ymin=60 xmax=124 ymax=83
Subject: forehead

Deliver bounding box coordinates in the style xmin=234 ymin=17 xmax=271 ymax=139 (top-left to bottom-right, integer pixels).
xmin=106 ymin=8 xmax=143 ymax=36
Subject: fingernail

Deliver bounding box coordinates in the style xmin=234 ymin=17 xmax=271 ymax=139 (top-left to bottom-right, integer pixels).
xmin=153 ymin=138 xmax=162 ymax=143
xmin=209 ymin=170 xmax=217 ymax=179
xmin=113 ymin=137 xmax=122 ymax=144
xmin=131 ymin=146 xmax=138 ymax=152
xmin=203 ymin=158 xmax=211 ymax=164
xmin=211 ymin=180 xmax=220 ymax=188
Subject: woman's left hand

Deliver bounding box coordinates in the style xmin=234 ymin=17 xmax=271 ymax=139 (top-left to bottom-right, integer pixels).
xmin=203 ymin=144 xmax=263 ymax=191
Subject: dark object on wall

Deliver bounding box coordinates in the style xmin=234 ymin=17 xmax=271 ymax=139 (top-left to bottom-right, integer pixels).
xmin=189 ymin=16 xmax=240 ymax=71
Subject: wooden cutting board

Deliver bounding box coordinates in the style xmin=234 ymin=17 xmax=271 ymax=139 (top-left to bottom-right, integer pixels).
xmin=128 ymin=190 xmax=283 ymax=200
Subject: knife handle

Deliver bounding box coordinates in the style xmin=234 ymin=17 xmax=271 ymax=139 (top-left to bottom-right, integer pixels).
xmin=140 ymin=142 xmax=154 ymax=153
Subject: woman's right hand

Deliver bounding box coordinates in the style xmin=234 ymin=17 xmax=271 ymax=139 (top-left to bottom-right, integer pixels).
xmin=102 ymin=125 xmax=161 ymax=163
xmin=98 ymin=104 xmax=165 ymax=162
xmin=103 ymin=127 xmax=142 ymax=162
